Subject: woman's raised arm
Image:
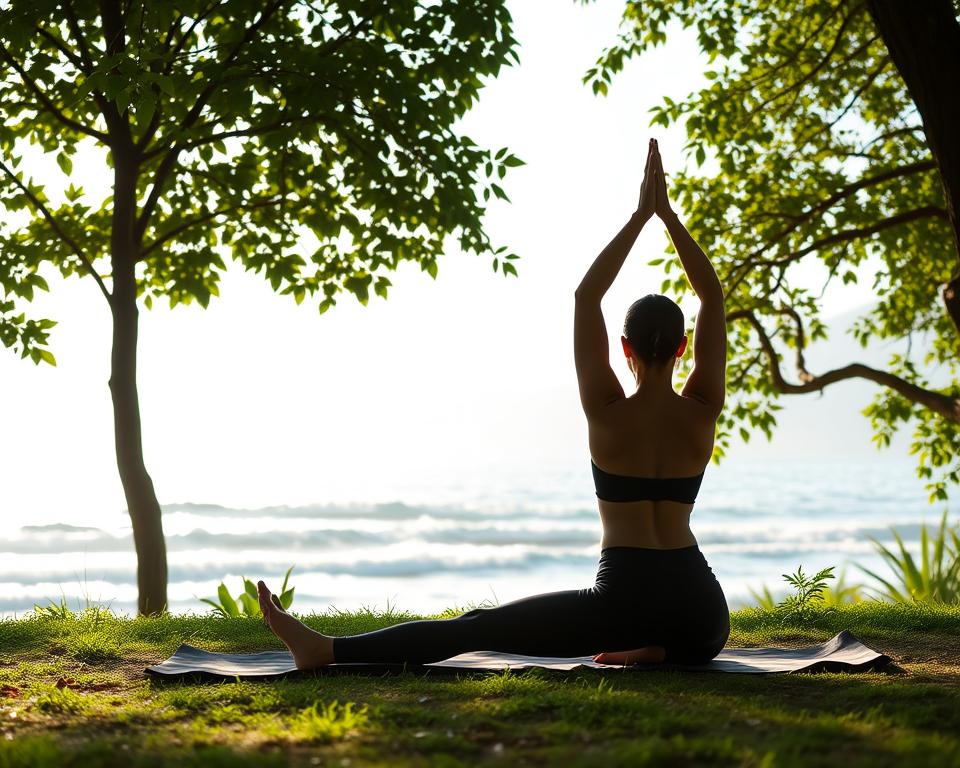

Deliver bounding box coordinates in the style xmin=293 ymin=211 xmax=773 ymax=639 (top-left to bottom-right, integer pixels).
xmin=651 ymin=140 xmax=727 ymax=414
xmin=573 ymin=141 xmax=657 ymax=417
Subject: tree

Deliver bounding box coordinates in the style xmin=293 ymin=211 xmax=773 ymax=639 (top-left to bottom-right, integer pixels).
xmin=585 ymin=0 xmax=960 ymax=499
xmin=0 ymin=0 xmax=521 ymax=614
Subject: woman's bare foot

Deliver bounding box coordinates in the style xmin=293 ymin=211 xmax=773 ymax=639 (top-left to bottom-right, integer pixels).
xmin=257 ymin=580 xmax=335 ymax=670
xmin=592 ymin=645 xmax=667 ymax=665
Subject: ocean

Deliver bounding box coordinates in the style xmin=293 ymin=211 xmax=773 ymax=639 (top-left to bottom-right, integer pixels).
xmin=0 ymin=458 xmax=952 ymax=618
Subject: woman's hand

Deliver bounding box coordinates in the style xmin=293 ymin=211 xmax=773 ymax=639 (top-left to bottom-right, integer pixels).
xmin=651 ymin=139 xmax=674 ymax=218
xmin=635 ymin=139 xmax=657 ymax=222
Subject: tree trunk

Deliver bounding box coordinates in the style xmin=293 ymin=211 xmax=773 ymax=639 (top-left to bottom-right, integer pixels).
xmin=109 ymin=140 xmax=168 ymax=616
xmin=110 ymin=265 xmax=167 ymax=616
xmin=867 ymin=0 xmax=960 ymax=337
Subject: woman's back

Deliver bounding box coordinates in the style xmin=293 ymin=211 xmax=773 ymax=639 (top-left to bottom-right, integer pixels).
xmin=588 ymin=391 xmax=716 ymax=549
xmin=588 ymin=390 xmax=715 ymax=477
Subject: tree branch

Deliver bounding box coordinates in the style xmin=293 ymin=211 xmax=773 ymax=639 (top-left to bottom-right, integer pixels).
xmin=63 ymin=0 xmax=97 ymax=72
xmin=35 ymin=24 xmax=88 ymax=72
xmin=762 ymin=204 xmax=948 ymax=268
xmin=0 ymin=42 xmax=110 ymax=142
xmin=141 ymin=114 xmax=317 ymax=160
xmin=0 ymin=158 xmax=112 ymax=304
xmin=63 ymin=0 xmax=122 ymax=135
xmin=140 ymin=195 xmax=285 ymax=258
xmin=136 ymin=0 xmax=285 ymax=241
xmin=727 ymin=198 xmax=945 ymax=297
xmin=162 ymin=2 xmax=223 ymax=75
xmin=861 ymin=124 xmax=923 ymax=150
xmin=727 ymin=308 xmax=960 ymax=422
xmin=314 ymin=9 xmax=374 ymax=58
xmin=784 ymin=160 xmax=934 ymax=244
xmin=736 ymin=2 xmax=848 ymax=96
xmin=788 ymin=57 xmax=891 ymax=159
xmin=755 ymin=2 xmax=867 ymax=113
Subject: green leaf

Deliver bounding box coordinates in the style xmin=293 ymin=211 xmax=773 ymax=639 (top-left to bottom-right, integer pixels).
xmin=280 ymin=566 xmax=294 ymax=594
xmin=198 ymin=598 xmax=228 ymax=618
xmin=217 ymin=584 xmax=239 ymax=617
xmin=238 ymin=593 xmax=260 ymax=618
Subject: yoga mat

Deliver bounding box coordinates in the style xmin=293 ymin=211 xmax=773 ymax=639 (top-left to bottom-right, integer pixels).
xmin=145 ymin=630 xmax=891 ymax=679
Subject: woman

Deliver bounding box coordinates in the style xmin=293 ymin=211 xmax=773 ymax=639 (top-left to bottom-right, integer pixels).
xmin=257 ymin=137 xmax=730 ymax=668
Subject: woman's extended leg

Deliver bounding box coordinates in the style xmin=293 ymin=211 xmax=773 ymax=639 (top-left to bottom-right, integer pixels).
xmin=257 ymin=580 xmax=660 ymax=669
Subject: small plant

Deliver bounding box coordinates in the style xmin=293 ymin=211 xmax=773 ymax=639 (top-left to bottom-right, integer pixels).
xmin=200 ymin=566 xmax=296 ymax=618
xmin=749 ymin=564 xmax=866 ymax=612
xmin=749 ymin=566 xmax=838 ymax=623
xmin=33 ymin=596 xmax=74 ymax=620
xmin=294 ymin=700 xmax=369 ymax=742
xmin=854 ymin=510 xmax=960 ymax=604
xmin=34 ymin=685 xmax=87 ymax=715
xmin=777 ymin=565 xmax=836 ymax=623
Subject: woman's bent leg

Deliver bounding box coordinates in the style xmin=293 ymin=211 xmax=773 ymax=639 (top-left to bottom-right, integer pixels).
xmin=333 ymin=587 xmax=640 ymax=664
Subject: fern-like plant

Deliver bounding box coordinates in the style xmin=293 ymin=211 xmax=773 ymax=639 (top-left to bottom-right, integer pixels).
xmin=776 ymin=565 xmax=836 ymax=624
xmin=853 ymin=510 xmax=960 ymax=604
xmin=749 ymin=564 xmax=866 ymax=611
xmin=200 ymin=566 xmax=296 ymax=618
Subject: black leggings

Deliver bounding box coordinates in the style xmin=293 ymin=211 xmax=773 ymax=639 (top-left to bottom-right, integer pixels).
xmin=332 ymin=544 xmax=730 ymax=665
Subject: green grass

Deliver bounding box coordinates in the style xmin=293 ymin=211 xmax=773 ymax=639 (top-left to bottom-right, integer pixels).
xmin=0 ymin=602 xmax=958 ymax=767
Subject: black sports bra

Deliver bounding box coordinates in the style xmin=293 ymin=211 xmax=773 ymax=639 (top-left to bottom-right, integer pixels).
xmin=591 ymin=460 xmax=705 ymax=504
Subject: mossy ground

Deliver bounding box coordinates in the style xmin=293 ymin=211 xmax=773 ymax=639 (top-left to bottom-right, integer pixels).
xmin=1 ymin=602 xmax=958 ymax=767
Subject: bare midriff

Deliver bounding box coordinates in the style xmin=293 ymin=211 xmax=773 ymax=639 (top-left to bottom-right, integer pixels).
xmin=598 ymin=499 xmax=699 ymax=550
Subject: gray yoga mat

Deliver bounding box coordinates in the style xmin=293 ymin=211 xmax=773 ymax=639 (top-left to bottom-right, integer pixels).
xmin=145 ymin=630 xmax=891 ymax=678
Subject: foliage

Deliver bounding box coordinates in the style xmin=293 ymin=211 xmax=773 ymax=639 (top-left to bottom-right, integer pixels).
xmin=750 ymin=564 xmax=867 ymax=610
xmin=200 ymin=567 xmax=295 ymax=619
xmin=0 ymin=0 xmax=523 ymax=613
xmin=32 ymin=596 xmax=74 ymax=620
xmin=0 ymin=0 xmax=522 ymax=348
xmin=585 ymin=0 xmax=960 ymax=498
xmin=774 ymin=565 xmax=837 ymax=624
xmin=854 ymin=509 xmax=960 ymax=603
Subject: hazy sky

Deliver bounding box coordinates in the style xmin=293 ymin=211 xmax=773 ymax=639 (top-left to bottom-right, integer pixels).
xmin=1 ymin=0 xmax=910 ymax=530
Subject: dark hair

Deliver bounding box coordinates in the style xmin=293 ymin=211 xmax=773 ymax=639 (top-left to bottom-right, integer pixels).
xmin=623 ymin=294 xmax=684 ymax=366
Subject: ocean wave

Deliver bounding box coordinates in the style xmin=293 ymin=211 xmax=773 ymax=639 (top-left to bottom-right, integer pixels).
xmin=2 ymin=506 xmax=936 ymax=554
xmin=0 ymin=545 xmax=600 ymax=586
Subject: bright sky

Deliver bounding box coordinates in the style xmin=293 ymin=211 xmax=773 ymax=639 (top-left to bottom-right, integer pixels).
xmin=0 ymin=0 xmax=899 ymax=530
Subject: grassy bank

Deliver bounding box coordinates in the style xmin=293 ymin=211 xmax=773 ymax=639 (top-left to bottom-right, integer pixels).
xmin=1 ymin=602 xmax=959 ymax=767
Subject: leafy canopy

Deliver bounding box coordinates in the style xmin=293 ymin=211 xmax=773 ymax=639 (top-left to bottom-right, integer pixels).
xmin=585 ymin=0 xmax=959 ymax=499
xmin=0 ymin=0 xmax=522 ymax=358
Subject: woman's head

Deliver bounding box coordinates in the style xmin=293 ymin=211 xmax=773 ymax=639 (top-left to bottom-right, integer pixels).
xmin=621 ymin=294 xmax=686 ymax=371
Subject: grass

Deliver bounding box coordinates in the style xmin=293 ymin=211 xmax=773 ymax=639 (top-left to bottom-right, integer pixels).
xmin=0 ymin=602 xmax=958 ymax=766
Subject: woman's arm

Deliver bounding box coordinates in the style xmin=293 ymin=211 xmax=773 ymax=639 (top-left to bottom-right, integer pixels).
xmin=651 ymin=140 xmax=726 ymax=413
xmin=575 ymin=140 xmax=656 ymax=301
xmin=574 ymin=141 xmax=657 ymax=417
